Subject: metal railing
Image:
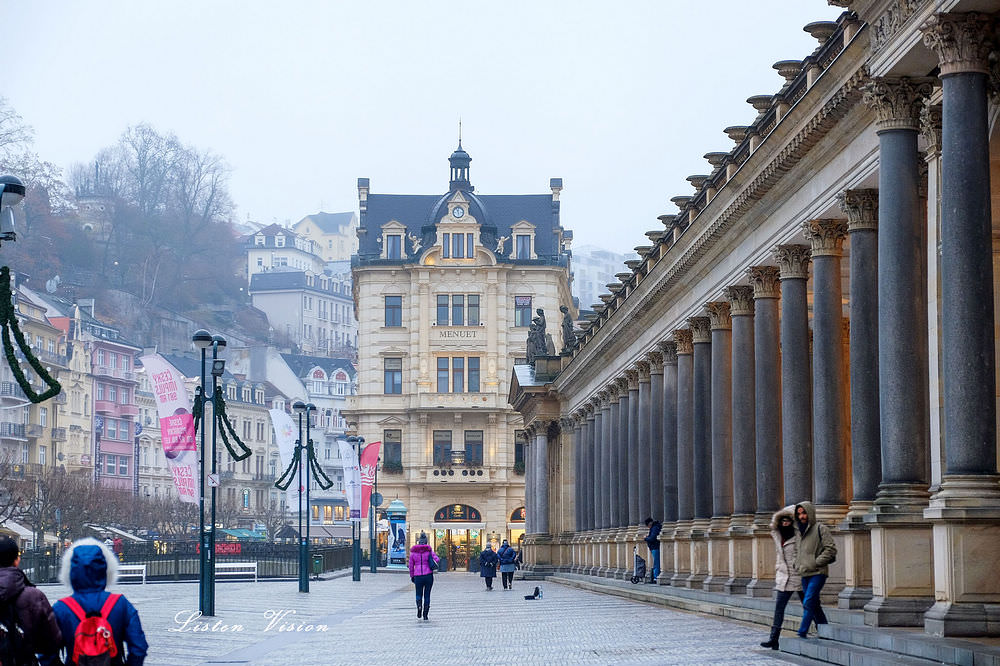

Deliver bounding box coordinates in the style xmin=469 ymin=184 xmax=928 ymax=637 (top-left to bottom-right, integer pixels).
xmin=19 ymin=542 xmax=354 ymax=584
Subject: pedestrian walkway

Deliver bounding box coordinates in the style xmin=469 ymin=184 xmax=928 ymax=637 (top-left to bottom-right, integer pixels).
xmin=39 ymin=571 xmax=812 ymax=665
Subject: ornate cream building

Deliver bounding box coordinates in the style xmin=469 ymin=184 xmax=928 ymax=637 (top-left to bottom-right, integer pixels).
xmin=345 ymin=145 xmax=574 ymax=571
xmin=511 ymin=0 xmax=1000 ymax=647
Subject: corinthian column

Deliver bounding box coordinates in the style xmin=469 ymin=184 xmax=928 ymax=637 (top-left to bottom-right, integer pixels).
xmin=647 ymin=351 xmax=664 ymax=522
xmin=703 ymin=302 xmax=732 ymax=591
xmin=803 ymin=219 xmax=850 ymax=512
xmin=659 ymin=342 xmax=678 ymax=585
xmin=837 ymin=188 xmax=879 ymax=609
xmin=629 ymin=365 xmax=644 ymax=526
xmin=746 ymin=265 xmax=781 ymax=596
xmin=775 ymin=243 xmax=813 ymax=505
xmin=861 ymin=74 xmax=934 ymax=627
xmin=614 ymin=377 xmax=630 ymax=577
xmin=725 ymin=285 xmax=755 ymax=594
xmin=637 ymin=361 xmax=652 ymax=524
xmin=921 ymin=12 xmax=1000 ymax=637
xmin=671 ymin=329 xmax=694 ymax=586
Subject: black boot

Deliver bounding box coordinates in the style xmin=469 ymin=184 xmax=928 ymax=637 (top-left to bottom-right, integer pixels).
xmin=760 ymin=628 xmax=780 ymax=650
xmin=422 ymin=603 xmax=429 ymax=620
xmin=416 ymin=602 xmax=422 ymax=619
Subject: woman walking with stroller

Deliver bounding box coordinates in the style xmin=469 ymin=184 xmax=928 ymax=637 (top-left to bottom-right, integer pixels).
xmin=408 ymin=532 xmax=440 ymax=621
xmin=760 ymin=506 xmax=803 ymax=649
xmin=497 ymin=539 xmax=517 ymax=590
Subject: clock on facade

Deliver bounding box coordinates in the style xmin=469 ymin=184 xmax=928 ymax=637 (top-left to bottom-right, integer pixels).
xmin=452 ymin=206 xmax=465 ymax=218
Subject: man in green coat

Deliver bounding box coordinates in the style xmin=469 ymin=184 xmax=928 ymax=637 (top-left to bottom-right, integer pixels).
xmin=793 ymin=501 xmax=836 ymax=637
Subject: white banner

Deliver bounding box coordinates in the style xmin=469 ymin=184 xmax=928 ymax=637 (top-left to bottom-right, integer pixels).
xmin=139 ymin=354 xmax=198 ymax=504
xmin=269 ymin=409 xmax=301 ymax=513
xmin=338 ymin=440 xmax=362 ymax=521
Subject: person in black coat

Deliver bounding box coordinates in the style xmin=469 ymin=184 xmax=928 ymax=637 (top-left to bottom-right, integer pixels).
xmin=479 ymin=543 xmax=499 ymax=590
xmin=0 ymin=537 xmax=62 ymax=664
xmin=643 ymin=517 xmax=662 ymax=583
xmin=497 ymin=540 xmax=518 ymax=590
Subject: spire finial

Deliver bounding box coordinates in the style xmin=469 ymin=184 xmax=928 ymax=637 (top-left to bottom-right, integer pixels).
xmin=458 ymin=117 xmax=463 ymax=149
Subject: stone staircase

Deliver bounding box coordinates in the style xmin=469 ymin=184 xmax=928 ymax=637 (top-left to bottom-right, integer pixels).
xmin=546 ymin=573 xmax=1000 ymax=665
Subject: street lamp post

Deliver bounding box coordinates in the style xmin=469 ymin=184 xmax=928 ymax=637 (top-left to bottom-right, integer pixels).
xmin=369 ymin=455 xmax=379 ymax=573
xmin=192 ymin=329 xmax=227 ymax=617
xmin=293 ymin=401 xmax=316 ymax=593
xmin=346 ymin=435 xmax=364 ymax=581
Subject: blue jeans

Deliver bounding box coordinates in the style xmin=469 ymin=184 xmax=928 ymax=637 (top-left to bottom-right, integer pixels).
xmin=798 ymin=574 xmax=829 ymax=635
xmin=649 ymin=548 xmax=660 ymax=581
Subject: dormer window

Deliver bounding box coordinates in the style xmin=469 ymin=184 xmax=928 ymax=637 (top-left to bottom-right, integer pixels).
xmin=254 ymin=234 xmax=265 ymax=246
xmin=275 ymin=234 xmax=285 ymax=248
xmin=511 ymin=220 xmax=537 ymax=259
xmin=516 ymin=235 xmax=531 ymax=259
xmin=386 ymin=234 xmax=401 ymax=259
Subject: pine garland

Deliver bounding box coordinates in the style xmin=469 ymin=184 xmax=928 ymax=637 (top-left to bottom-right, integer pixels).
xmin=0 ymin=266 xmax=62 ymax=403
xmin=274 ymin=435 xmax=333 ymax=491
xmin=191 ymin=384 xmax=252 ymax=462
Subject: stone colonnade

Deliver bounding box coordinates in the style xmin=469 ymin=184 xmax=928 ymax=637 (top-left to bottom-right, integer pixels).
xmin=519 ymin=12 xmax=1000 ymax=637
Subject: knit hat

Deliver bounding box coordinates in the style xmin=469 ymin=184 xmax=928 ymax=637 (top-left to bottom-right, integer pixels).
xmin=0 ymin=536 xmax=19 ymax=567
xmin=417 ymin=532 xmax=428 ymax=545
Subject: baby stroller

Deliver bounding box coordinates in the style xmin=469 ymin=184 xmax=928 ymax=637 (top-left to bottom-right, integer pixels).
xmin=630 ymin=546 xmax=647 ymax=584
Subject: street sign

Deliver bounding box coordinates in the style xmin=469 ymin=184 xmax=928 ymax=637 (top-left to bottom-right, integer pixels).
xmin=207 ymin=473 xmax=220 ymax=487
xmin=371 ymin=492 xmax=384 ymax=507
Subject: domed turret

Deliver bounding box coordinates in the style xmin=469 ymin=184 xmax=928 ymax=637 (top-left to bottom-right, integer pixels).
xmin=449 ymin=141 xmax=473 ymax=192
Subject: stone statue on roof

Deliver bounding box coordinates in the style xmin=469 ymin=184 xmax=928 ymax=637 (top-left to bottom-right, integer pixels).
xmin=560 ymin=305 xmax=575 ymax=354
xmin=496 ymin=235 xmax=509 ymax=255
xmin=408 ymin=232 xmax=422 ymax=254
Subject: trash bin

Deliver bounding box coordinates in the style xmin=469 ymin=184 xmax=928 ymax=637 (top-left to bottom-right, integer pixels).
xmin=312 ymin=554 xmax=323 ymax=576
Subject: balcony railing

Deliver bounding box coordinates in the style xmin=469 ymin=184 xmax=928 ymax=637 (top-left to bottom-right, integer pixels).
xmin=0 ymin=382 xmax=27 ymax=401
xmin=50 ymin=427 xmax=66 ymax=442
xmin=26 ymin=424 xmax=43 ymax=438
xmin=37 ymin=350 xmax=68 ymax=367
xmin=0 ymin=422 xmax=26 ymax=439
xmin=93 ymin=366 xmax=136 ymax=382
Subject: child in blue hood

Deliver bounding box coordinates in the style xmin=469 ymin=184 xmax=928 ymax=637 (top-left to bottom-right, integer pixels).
xmin=47 ymin=537 xmax=148 ymax=666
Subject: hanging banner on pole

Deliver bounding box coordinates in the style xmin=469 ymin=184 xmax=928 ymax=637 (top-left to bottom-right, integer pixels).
xmin=139 ymin=354 xmax=198 ymax=504
xmin=269 ymin=409 xmax=300 ymax=512
xmin=338 ymin=440 xmax=362 ymax=521
xmin=360 ymin=441 xmax=381 ymax=519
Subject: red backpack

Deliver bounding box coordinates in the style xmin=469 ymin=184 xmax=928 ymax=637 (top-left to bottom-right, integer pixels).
xmin=59 ymin=594 xmax=120 ymax=666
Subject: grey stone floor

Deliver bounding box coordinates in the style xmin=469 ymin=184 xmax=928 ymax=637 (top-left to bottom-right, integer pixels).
xmin=39 ymin=572 xmax=816 ymax=665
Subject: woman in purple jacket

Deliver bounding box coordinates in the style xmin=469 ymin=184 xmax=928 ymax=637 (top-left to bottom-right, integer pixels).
xmin=407 ymin=532 xmax=439 ymax=621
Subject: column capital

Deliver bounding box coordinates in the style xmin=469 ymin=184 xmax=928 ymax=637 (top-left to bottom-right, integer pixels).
xmin=647 ymin=350 xmax=664 ymax=374
xmin=525 ymin=423 xmax=537 ymax=438
xmin=636 ymin=360 xmax=651 ymax=382
xmin=921 ymin=102 xmax=942 ymax=159
xmin=747 ymin=265 xmax=781 ymax=299
xmin=584 ymin=402 xmax=596 ymax=417
xmin=838 ymin=189 xmax=879 ymax=232
xmin=624 ymin=369 xmax=639 ymax=391
xmin=774 ymin=243 xmax=812 ymax=279
xmin=595 ymin=391 xmax=609 ymax=408
xmin=674 ymin=329 xmax=694 ymax=355
xmin=724 ymin=285 xmax=755 ymax=315
xmin=705 ymin=301 xmax=732 ymax=330
xmin=803 ymin=218 xmax=848 ymax=256
xmin=659 ymin=340 xmax=678 ymax=365
xmin=861 ymin=76 xmax=935 ymax=132
xmin=921 ymin=12 xmax=994 ymax=76
xmin=688 ymin=316 xmax=711 ymax=343
xmin=616 ymin=376 xmax=630 ymax=396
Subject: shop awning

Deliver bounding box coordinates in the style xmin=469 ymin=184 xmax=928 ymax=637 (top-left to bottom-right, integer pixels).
xmin=430 ymin=523 xmax=485 ymax=530
xmin=86 ymin=525 xmax=146 ymax=542
xmin=308 ymin=525 xmax=353 ymax=539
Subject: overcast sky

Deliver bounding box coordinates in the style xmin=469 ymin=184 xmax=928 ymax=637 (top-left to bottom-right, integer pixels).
xmin=6 ymin=2 xmax=843 ymax=255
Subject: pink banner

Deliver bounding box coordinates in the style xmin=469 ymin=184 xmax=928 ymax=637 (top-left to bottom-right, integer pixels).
xmin=140 ymin=354 xmax=198 ymax=503
xmin=360 ymin=441 xmax=381 ymax=519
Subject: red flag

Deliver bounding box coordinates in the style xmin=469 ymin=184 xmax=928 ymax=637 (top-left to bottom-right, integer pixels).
xmin=360 ymin=441 xmax=382 ymax=519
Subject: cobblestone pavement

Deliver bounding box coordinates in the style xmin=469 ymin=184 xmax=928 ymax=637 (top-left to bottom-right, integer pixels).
xmin=40 ymin=572 xmax=816 ymax=665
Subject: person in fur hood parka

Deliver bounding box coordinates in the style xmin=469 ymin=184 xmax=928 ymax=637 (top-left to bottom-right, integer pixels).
xmin=759 ymin=506 xmax=804 ymax=650
xmin=44 ymin=537 xmax=148 ymax=666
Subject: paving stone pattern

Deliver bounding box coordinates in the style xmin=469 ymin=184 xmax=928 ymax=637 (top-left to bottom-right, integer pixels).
xmin=40 ymin=572 xmax=813 ymax=665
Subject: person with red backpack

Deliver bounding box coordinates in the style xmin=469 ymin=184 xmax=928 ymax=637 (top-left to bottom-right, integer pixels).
xmin=48 ymin=538 xmax=147 ymax=666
